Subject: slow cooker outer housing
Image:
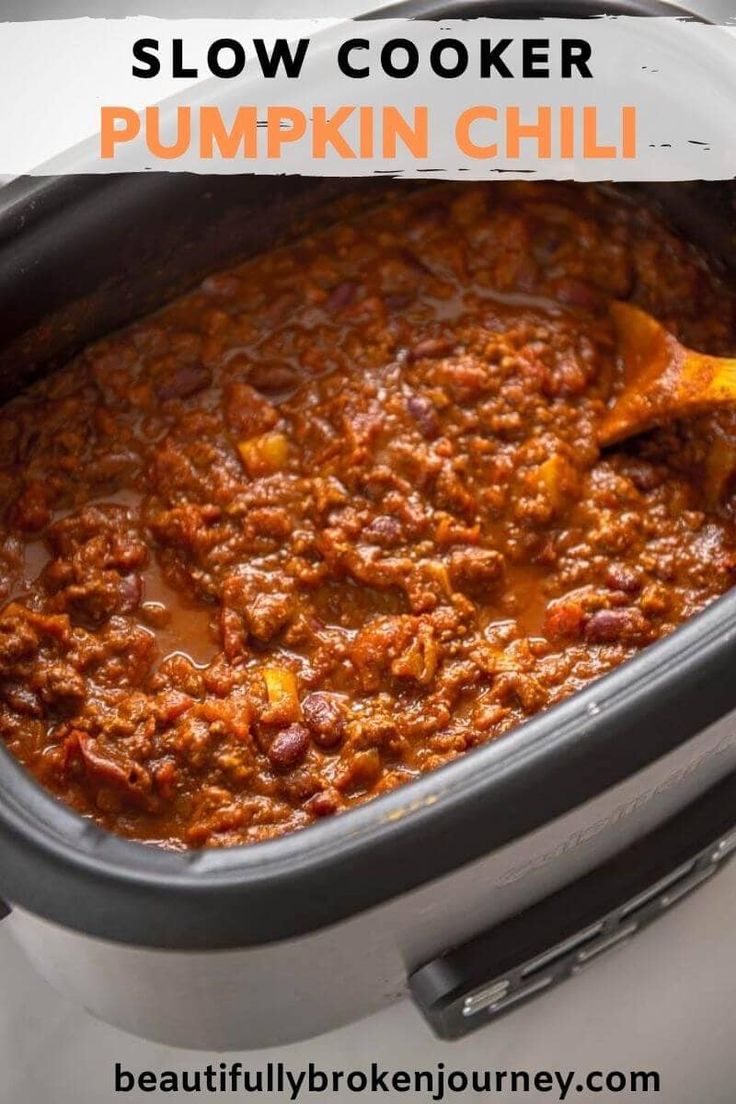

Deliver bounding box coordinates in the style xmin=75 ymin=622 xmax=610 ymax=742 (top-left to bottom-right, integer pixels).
xmin=2 ymin=0 xmax=736 ymax=1049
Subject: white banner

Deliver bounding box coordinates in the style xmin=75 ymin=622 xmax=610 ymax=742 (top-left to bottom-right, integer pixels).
xmin=3 ymin=17 xmax=735 ymax=179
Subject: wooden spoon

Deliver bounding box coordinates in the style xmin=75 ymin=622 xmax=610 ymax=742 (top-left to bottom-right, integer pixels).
xmin=598 ymin=302 xmax=736 ymax=447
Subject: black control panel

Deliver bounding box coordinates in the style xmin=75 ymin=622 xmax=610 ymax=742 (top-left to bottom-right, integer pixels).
xmin=410 ymin=771 xmax=736 ymax=1039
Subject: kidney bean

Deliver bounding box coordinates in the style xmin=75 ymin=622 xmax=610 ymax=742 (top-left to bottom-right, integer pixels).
xmin=309 ymin=787 xmax=341 ymax=817
xmin=245 ymin=361 xmax=299 ymax=396
xmin=384 ymin=293 xmax=412 ymax=311
xmin=584 ymin=607 xmax=640 ymax=644
xmin=410 ymin=337 xmax=452 ymax=360
xmin=532 ymin=228 xmax=566 ymax=262
xmin=76 ymin=734 xmax=154 ymax=806
xmin=553 ymin=277 xmax=604 ymax=312
xmin=118 ymin=573 xmax=143 ymax=613
xmin=363 ymin=514 xmax=404 ymax=547
xmin=325 ymin=280 xmax=356 ymax=311
xmin=399 ymin=248 xmax=432 ymax=275
xmin=157 ymin=364 xmax=212 ymax=400
xmin=302 ymin=692 xmax=346 ymax=749
xmin=605 ymin=565 xmax=642 ymax=595
xmin=268 ymin=723 xmax=310 ymax=770
xmin=412 ymin=202 xmax=445 ymax=226
xmin=405 ymin=392 xmax=440 ymax=439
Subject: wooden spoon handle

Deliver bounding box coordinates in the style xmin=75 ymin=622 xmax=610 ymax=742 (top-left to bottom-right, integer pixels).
xmin=599 ymin=302 xmax=736 ymax=447
xmin=678 ymin=351 xmax=736 ymax=407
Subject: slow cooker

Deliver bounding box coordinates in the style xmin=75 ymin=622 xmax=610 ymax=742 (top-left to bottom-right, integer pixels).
xmin=2 ymin=0 xmax=736 ymax=1051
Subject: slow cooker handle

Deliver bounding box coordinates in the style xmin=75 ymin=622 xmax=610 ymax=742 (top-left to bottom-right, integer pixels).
xmin=410 ymin=771 xmax=736 ymax=1039
xmin=0 ymin=897 xmax=10 ymax=920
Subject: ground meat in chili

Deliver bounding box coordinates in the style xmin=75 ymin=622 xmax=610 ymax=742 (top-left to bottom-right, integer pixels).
xmin=2 ymin=182 xmax=736 ymax=849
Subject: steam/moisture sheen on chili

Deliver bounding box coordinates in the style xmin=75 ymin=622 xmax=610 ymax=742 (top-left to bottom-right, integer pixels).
xmin=1 ymin=183 xmax=736 ymax=849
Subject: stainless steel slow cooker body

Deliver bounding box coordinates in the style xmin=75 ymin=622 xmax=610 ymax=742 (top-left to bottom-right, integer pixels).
xmin=2 ymin=0 xmax=736 ymax=1050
